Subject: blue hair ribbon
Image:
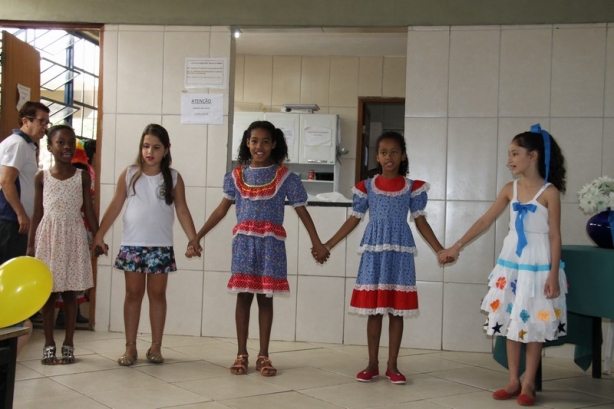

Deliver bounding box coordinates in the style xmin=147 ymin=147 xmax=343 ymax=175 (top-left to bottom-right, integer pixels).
xmin=513 ymin=202 xmax=537 ymax=256
xmin=530 ymin=123 xmax=551 ymax=184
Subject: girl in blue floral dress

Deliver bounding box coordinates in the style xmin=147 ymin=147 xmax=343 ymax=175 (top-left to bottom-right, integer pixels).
xmin=323 ymin=131 xmax=447 ymax=385
xmin=194 ymin=120 xmax=329 ymax=377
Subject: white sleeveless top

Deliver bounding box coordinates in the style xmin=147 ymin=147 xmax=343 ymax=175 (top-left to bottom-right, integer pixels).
xmin=121 ymin=166 xmax=178 ymax=246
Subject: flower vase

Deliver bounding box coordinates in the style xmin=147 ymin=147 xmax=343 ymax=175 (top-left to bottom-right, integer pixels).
xmin=586 ymin=209 xmax=614 ymax=249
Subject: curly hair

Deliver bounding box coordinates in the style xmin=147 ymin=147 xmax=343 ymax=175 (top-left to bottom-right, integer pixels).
xmin=374 ymin=131 xmax=409 ymax=176
xmin=512 ymin=131 xmax=566 ymax=193
xmin=236 ymin=120 xmax=288 ymax=166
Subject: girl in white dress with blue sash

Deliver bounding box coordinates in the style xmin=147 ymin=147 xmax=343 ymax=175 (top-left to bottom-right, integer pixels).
xmin=440 ymin=125 xmax=567 ymax=406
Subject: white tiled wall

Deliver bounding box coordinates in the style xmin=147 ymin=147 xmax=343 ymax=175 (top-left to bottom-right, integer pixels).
xmin=406 ymin=24 xmax=614 ymax=352
xmin=234 ymin=54 xmax=407 ymax=199
xmin=98 ymin=23 xmax=614 ymax=355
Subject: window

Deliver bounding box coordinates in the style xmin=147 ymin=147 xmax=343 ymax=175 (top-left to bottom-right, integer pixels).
xmin=0 ymin=27 xmax=99 ymax=168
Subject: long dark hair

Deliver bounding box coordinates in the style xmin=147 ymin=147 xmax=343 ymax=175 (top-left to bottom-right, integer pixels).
xmin=375 ymin=131 xmax=409 ymax=176
xmin=512 ymin=131 xmax=566 ymax=193
xmin=130 ymin=124 xmax=174 ymax=205
xmin=236 ymin=120 xmax=288 ymax=166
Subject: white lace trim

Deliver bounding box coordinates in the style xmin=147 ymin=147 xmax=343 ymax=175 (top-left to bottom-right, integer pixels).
xmin=292 ymin=201 xmax=308 ymax=208
xmin=358 ymin=244 xmax=417 ymax=254
xmin=223 ymin=193 xmax=234 ymax=201
xmin=233 ymin=230 xmax=286 ymax=241
xmin=350 ymin=210 xmax=365 ymax=219
xmin=410 ymin=182 xmax=430 ymax=197
xmin=410 ymin=210 xmax=427 ymax=221
xmin=351 ymin=186 xmax=367 ymax=198
xmin=349 ymin=307 xmax=420 ymax=317
xmin=370 ymin=175 xmax=410 ymax=197
xmin=353 ymin=284 xmax=417 ymax=292
xmin=227 ymin=287 xmax=290 ymax=298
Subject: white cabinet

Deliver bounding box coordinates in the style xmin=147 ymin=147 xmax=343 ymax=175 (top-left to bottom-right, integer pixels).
xmin=231 ymin=112 xmax=340 ymax=197
xmin=298 ymin=114 xmax=337 ymax=165
xmin=263 ymin=113 xmax=300 ymax=163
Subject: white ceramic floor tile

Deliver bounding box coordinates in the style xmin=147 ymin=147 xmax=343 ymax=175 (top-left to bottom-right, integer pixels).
xmin=175 ymin=375 xmax=290 ymax=401
xmin=299 ymin=380 xmax=422 ymax=408
xmin=51 ymin=367 xmax=165 ymax=394
xmin=135 ymin=360 xmax=228 ymax=382
xmin=88 ymin=383 xmax=210 ymax=409
xmin=13 ymin=395 xmax=111 ymax=409
xmin=10 ymin=329 xmax=614 ymax=409
xmin=221 ymin=391 xmax=342 ymax=409
xmin=250 ymin=366 xmax=354 ymax=390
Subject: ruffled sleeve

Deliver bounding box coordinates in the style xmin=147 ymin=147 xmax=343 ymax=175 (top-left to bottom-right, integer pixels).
xmin=285 ymin=171 xmax=308 ymax=207
xmin=409 ymin=179 xmax=429 ymax=219
xmin=350 ymin=180 xmax=369 ymax=219
xmin=223 ymin=170 xmax=236 ymax=201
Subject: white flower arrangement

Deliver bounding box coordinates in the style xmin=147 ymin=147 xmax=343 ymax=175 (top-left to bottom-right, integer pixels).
xmin=577 ymin=176 xmax=614 ymax=215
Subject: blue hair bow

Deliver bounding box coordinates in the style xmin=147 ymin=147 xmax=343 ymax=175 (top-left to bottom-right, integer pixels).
xmin=530 ymin=124 xmax=551 ymax=184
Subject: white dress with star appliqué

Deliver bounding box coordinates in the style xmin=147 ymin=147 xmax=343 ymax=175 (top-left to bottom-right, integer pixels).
xmin=481 ymin=180 xmax=567 ymax=343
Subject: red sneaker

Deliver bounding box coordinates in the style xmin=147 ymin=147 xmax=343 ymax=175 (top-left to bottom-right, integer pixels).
xmin=385 ymin=369 xmax=406 ymax=384
xmin=356 ymin=368 xmax=379 ymax=382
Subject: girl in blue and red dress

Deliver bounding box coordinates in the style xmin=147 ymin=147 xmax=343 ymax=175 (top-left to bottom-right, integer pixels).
xmin=322 ymin=131 xmax=448 ymax=385
xmin=194 ymin=120 xmax=329 ymax=377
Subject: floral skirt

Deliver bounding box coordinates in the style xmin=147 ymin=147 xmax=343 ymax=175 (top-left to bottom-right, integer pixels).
xmin=114 ymin=246 xmax=176 ymax=274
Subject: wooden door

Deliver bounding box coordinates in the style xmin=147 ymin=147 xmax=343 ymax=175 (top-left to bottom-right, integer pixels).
xmin=355 ymin=97 xmax=405 ymax=183
xmin=0 ymin=31 xmax=41 ymax=140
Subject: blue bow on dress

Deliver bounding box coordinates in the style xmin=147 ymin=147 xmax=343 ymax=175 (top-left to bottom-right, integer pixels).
xmin=513 ymin=202 xmax=537 ymax=257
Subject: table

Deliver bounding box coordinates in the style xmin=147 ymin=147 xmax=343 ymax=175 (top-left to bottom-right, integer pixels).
xmin=493 ymin=245 xmax=614 ymax=385
xmin=561 ymin=245 xmax=614 ymax=376
xmin=0 ymin=326 xmax=29 ymax=409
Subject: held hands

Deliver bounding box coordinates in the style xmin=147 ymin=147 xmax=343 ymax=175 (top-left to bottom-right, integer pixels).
xmin=91 ymin=235 xmax=109 ymax=257
xmin=437 ymin=247 xmax=459 ymax=265
xmin=311 ymin=242 xmax=331 ymax=264
xmin=185 ymin=238 xmax=203 ymax=258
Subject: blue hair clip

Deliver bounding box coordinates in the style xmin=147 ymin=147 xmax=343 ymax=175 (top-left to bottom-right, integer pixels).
xmin=530 ymin=123 xmax=551 ymax=184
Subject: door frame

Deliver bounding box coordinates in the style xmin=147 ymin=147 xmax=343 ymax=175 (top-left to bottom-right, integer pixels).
xmin=0 ymin=21 xmax=103 ymax=329
xmin=355 ymin=97 xmax=405 ymax=183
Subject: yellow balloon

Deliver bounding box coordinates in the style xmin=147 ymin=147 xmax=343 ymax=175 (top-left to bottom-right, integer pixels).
xmin=0 ymin=256 xmax=53 ymax=328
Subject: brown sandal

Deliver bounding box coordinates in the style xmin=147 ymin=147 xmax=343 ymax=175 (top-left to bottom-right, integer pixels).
xmin=146 ymin=341 xmax=164 ymax=364
xmin=230 ymin=354 xmax=248 ymax=375
xmin=256 ymin=355 xmax=277 ymax=377
xmin=118 ymin=342 xmax=137 ymax=366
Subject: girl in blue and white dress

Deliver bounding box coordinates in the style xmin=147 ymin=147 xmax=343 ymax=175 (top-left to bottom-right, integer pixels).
xmin=440 ymin=125 xmax=567 ymax=406
xmin=194 ymin=120 xmax=329 ymax=377
xmin=323 ymin=131 xmax=447 ymax=385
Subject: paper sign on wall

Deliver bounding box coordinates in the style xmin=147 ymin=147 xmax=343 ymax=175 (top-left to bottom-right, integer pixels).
xmin=181 ymin=93 xmax=224 ymax=124
xmin=16 ymin=84 xmax=31 ymax=110
xmin=303 ymin=127 xmax=332 ymax=146
xmin=280 ymin=126 xmax=295 ymax=146
xmin=185 ymin=58 xmax=228 ymax=89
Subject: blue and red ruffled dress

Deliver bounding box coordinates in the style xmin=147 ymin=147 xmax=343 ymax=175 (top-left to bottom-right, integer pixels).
xmin=223 ymin=164 xmax=307 ymax=297
xmin=349 ymin=174 xmax=429 ymax=316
